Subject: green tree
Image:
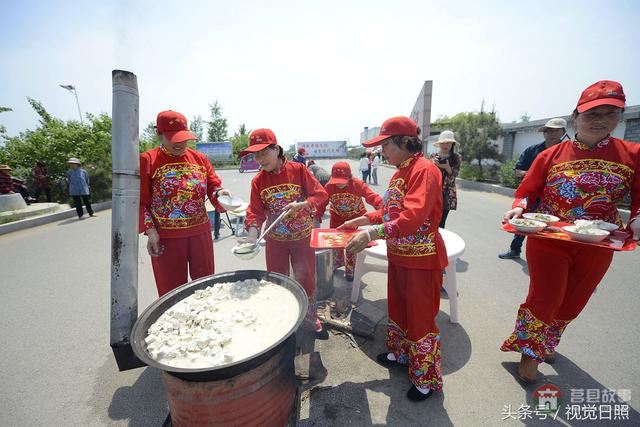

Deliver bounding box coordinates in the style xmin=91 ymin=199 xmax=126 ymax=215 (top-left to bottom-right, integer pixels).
xmin=432 ymin=102 xmax=503 ymax=177
xmin=190 ymin=115 xmax=205 ymax=141
xmin=206 ymin=100 xmax=228 ymax=142
xmin=0 ymin=106 xmax=11 ymax=138
xmin=519 ymin=112 xmax=531 ymax=123
xmin=0 ymin=98 xmax=112 ymax=203
xmin=230 ymin=124 xmax=249 ymax=161
xmin=140 ymin=121 xmax=160 ymax=152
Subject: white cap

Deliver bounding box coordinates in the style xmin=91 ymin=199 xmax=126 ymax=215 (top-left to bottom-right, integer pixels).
xmin=67 ymin=157 xmax=81 ymax=164
xmin=435 ymin=130 xmax=457 ymax=144
xmin=538 ymin=118 xmax=567 ymax=132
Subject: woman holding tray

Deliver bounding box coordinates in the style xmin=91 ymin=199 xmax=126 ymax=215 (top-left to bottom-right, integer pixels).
xmin=240 ymin=128 xmax=329 ymax=338
xmin=340 ymin=116 xmax=448 ymax=401
xmin=501 ymin=80 xmax=640 ymax=382
xmin=317 ymin=161 xmax=382 ymax=281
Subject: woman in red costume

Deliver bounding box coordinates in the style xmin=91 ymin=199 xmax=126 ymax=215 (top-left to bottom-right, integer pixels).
xmin=241 ymin=128 xmax=329 ymax=337
xmin=501 ymin=80 xmax=640 ymax=382
xmin=140 ymin=110 xmax=232 ymax=297
xmin=341 ymin=116 xmax=448 ymax=401
xmin=317 ymin=161 xmax=382 ymax=281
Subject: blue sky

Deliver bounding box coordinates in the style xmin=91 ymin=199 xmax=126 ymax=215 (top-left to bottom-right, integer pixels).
xmin=2 ymin=0 xmax=639 ymax=147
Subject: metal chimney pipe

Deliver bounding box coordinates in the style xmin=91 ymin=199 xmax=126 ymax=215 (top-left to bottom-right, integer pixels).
xmin=110 ymin=70 xmax=144 ymax=371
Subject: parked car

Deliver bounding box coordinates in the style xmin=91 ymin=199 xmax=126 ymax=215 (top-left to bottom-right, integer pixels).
xmin=239 ymin=154 xmax=260 ymax=173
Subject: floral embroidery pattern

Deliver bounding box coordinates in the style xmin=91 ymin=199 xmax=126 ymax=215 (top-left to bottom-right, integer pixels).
xmin=544 ymin=319 xmax=571 ymax=354
xmin=572 ymin=137 xmax=610 ymax=151
xmin=260 ymin=183 xmax=313 ymax=241
xmin=387 ymin=322 xmax=442 ymax=389
xmin=329 ymin=192 xmax=365 ymax=218
xmin=539 ymin=159 xmax=633 ymax=226
xmin=409 ymin=332 xmax=442 ymax=390
xmin=378 ymin=177 xmax=437 ymax=257
xmin=500 ymin=307 xmax=549 ymax=363
xmin=149 ymin=162 xmax=209 ymax=229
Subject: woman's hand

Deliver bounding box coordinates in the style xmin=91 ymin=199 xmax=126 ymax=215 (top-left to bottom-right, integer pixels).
xmin=237 ymin=227 xmax=259 ymax=245
xmin=503 ymin=207 xmax=524 ymax=223
xmin=283 ymin=201 xmax=308 ymax=219
xmin=217 ymin=189 xmax=231 ymax=197
xmin=346 ymin=228 xmax=374 ymax=254
xmin=337 ymin=216 xmax=371 ymax=230
xmin=146 ymin=228 xmax=164 ymax=257
xmin=630 ymin=219 xmax=640 ymax=240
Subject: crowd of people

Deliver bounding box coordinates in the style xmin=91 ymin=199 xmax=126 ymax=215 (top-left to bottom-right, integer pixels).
xmin=0 ymin=158 xmax=95 ymax=218
xmin=137 ymin=79 xmax=639 ymax=402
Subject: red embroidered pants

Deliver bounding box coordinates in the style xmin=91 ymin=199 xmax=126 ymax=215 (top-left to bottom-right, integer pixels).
xmin=386 ymin=263 xmax=443 ymax=390
xmin=501 ymin=237 xmax=613 ymax=362
xmin=151 ymin=231 xmax=215 ymax=297
xmin=265 ymin=237 xmax=317 ymax=326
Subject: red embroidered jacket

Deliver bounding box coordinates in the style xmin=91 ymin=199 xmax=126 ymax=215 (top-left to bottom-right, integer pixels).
xmin=365 ymin=153 xmax=447 ymax=270
xmin=139 ymin=146 xmax=223 ymax=239
xmin=319 ymin=177 xmax=382 ymax=223
xmin=246 ymin=160 xmax=328 ymax=245
xmin=513 ymin=137 xmax=640 ymax=229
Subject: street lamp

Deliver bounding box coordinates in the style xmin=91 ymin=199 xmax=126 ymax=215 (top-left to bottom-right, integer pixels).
xmin=59 ymin=84 xmax=84 ymax=124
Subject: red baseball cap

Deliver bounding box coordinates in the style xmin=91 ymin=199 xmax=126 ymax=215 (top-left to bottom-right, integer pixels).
xmin=576 ymin=80 xmax=626 ymax=113
xmin=156 ymin=110 xmax=198 ymax=143
xmin=328 ymin=161 xmax=351 ymax=185
xmin=363 ymin=116 xmax=419 ymax=147
xmin=239 ymin=128 xmax=278 ymax=157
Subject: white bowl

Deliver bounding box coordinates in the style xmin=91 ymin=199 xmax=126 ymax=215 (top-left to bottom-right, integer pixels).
xmin=232 ymin=243 xmax=261 ymax=260
xmin=523 ymin=213 xmax=560 ymax=225
xmin=218 ymin=195 xmax=244 ymax=211
xmin=509 ymin=218 xmax=547 ymax=233
xmin=562 ymin=226 xmax=610 ymax=243
xmin=574 ymin=219 xmax=619 ymax=232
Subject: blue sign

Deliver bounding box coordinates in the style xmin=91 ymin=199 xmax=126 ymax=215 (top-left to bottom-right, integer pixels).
xmin=196 ymin=142 xmax=233 ymax=163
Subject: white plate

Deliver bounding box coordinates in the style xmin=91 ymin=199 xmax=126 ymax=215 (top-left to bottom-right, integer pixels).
xmin=218 ymin=195 xmax=243 ymax=211
xmin=562 ymin=226 xmax=609 ymax=243
xmin=523 ymin=213 xmax=560 ymax=225
xmin=509 ymin=218 xmax=547 ymax=233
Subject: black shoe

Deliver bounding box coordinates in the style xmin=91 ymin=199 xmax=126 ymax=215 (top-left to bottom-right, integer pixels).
xmin=313 ymin=329 xmax=329 ymax=340
xmin=214 ymin=234 xmax=220 ymax=240
xmin=376 ymin=352 xmax=398 ymax=367
xmin=498 ymin=250 xmax=520 ymax=260
xmin=89 ymin=213 xmax=97 ymax=217
xmin=407 ymin=386 xmax=435 ymax=402
xmin=345 ymin=274 xmax=354 ymax=282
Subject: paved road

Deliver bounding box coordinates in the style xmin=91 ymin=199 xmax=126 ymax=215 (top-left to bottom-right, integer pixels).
xmin=1 ymin=158 xmax=638 ymax=426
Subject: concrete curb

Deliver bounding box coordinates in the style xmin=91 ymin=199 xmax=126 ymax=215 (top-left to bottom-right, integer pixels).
xmin=455 ymin=178 xmax=631 ymax=223
xmin=0 ymin=201 xmax=112 ymax=236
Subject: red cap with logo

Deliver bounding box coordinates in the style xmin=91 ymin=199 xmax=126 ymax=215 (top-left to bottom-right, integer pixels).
xmin=328 ymin=161 xmax=352 ymax=185
xmin=297 ymin=147 xmax=307 ymax=155
xmin=156 ymin=110 xmax=198 ymax=143
xmin=576 ymin=80 xmax=626 ymax=113
xmin=363 ymin=116 xmax=419 ymax=147
xmin=239 ymin=128 xmax=278 ymax=157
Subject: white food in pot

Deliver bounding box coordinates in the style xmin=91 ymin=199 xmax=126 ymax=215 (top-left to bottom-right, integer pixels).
xmin=146 ymin=279 xmax=300 ymax=369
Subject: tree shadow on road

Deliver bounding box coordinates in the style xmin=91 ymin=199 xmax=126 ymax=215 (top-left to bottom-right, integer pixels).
xmin=501 ymin=352 xmax=640 ymax=425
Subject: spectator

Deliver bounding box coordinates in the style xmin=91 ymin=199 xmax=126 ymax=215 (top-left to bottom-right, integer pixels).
xmin=66 ymin=158 xmax=95 ymax=219
xmin=292 ymin=147 xmax=308 ymax=165
xmin=498 ymin=118 xmax=567 ymax=259
xmin=32 ymin=161 xmax=52 ymax=202
xmin=359 ymin=152 xmax=370 ymax=182
xmin=371 ymin=152 xmax=381 ymax=185
xmin=430 ymin=130 xmax=462 ymax=228
xmin=307 ymin=160 xmax=331 ymax=187
xmin=0 ymin=164 xmax=30 ymax=204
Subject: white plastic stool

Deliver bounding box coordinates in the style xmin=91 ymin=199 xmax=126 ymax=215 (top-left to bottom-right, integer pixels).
xmin=351 ymin=228 xmax=466 ymax=323
xmin=227 ymin=202 xmax=248 ymax=236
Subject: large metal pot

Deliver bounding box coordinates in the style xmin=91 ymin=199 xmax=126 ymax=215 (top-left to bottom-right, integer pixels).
xmin=130 ymin=270 xmax=308 ymax=382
